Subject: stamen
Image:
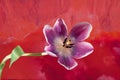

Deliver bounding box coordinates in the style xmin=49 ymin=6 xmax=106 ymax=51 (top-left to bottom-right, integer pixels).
xmin=66 ymin=44 xmax=74 ymax=48
xmin=63 ymin=38 xmax=67 ymax=47
xmin=63 ymin=38 xmax=74 ymax=48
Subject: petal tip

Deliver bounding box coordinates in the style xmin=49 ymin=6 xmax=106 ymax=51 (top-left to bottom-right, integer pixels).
xmin=43 ymin=25 xmax=52 ymax=31
xmin=43 ymin=25 xmax=56 ymax=44
xmin=58 ymin=59 xmax=78 ymax=70
xmin=72 ymin=42 xmax=94 ymax=59
xmin=79 ymin=22 xmax=92 ymax=33
xmin=79 ymin=48 xmax=94 ymax=59
xmin=85 ymin=22 xmax=92 ymax=33
xmin=43 ymin=25 xmax=51 ymax=44
xmin=80 ymin=42 xmax=94 ymax=59
xmin=53 ymin=18 xmax=67 ymax=36
xmin=70 ymin=22 xmax=93 ymax=41
xmin=54 ymin=18 xmax=66 ymax=28
xmin=57 ymin=18 xmax=62 ymax=21
xmin=43 ymin=25 xmax=52 ymax=35
xmin=56 ymin=18 xmax=64 ymax=23
xmin=55 ymin=18 xmax=63 ymax=25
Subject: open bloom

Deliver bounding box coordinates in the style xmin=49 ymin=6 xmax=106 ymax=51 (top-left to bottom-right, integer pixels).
xmin=43 ymin=18 xmax=94 ymax=70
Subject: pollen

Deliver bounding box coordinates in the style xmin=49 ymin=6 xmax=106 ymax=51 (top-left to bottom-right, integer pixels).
xmin=66 ymin=40 xmax=71 ymax=45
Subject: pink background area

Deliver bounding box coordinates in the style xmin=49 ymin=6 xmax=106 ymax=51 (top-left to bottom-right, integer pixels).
xmin=0 ymin=0 xmax=120 ymax=80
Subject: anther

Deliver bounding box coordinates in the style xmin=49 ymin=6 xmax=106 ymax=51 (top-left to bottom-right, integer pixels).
xmin=63 ymin=38 xmax=74 ymax=48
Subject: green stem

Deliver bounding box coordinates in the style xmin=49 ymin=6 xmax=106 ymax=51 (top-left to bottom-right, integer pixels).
xmin=0 ymin=52 xmax=47 ymax=78
xmin=1 ymin=54 xmax=11 ymax=64
xmin=22 ymin=52 xmax=48 ymax=57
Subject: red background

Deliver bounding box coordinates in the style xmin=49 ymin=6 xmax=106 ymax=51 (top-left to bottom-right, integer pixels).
xmin=0 ymin=0 xmax=120 ymax=80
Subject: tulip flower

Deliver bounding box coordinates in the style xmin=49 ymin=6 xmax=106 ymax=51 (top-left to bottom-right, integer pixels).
xmin=43 ymin=18 xmax=94 ymax=70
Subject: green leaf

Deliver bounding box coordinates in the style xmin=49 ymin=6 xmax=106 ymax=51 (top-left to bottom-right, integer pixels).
xmin=9 ymin=46 xmax=24 ymax=67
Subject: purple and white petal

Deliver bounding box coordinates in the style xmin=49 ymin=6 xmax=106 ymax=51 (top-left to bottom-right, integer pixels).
xmin=43 ymin=25 xmax=56 ymax=44
xmin=44 ymin=45 xmax=57 ymax=57
xmin=58 ymin=56 xmax=78 ymax=70
xmin=69 ymin=22 xmax=92 ymax=42
xmin=53 ymin=18 xmax=67 ymax=37
xmin=72 ymin=42 xmax=94 ymax=59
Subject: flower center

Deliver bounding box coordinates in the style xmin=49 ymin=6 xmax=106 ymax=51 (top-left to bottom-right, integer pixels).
xmin=54 ymin=37 xmax=73 ymax=56
xmin=63 ymin=38 xmax=74 ymax=48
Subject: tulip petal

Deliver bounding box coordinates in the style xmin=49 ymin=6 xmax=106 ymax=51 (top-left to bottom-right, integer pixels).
xmin=44 ymin=45 xmax=57 ymax=57
xmin=43 ymin=25 xmax=56 ymax=44
xmin=69 ymin=22 xmax=92 ymax=42
xmin=53 ymin=18 xmax=67 ymax=37
xmin=72 ymin=42 xmax=94 ymax=59
xmin=58 ymin=56 xmax=78 ymax=70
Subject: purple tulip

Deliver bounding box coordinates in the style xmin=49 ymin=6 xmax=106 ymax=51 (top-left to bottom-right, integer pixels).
xmin=43 ymin=18 xmax=94 ymax=70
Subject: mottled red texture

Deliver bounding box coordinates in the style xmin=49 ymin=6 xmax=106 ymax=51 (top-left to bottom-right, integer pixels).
xmin=0 ymin=0 xmax=120 ymax=80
